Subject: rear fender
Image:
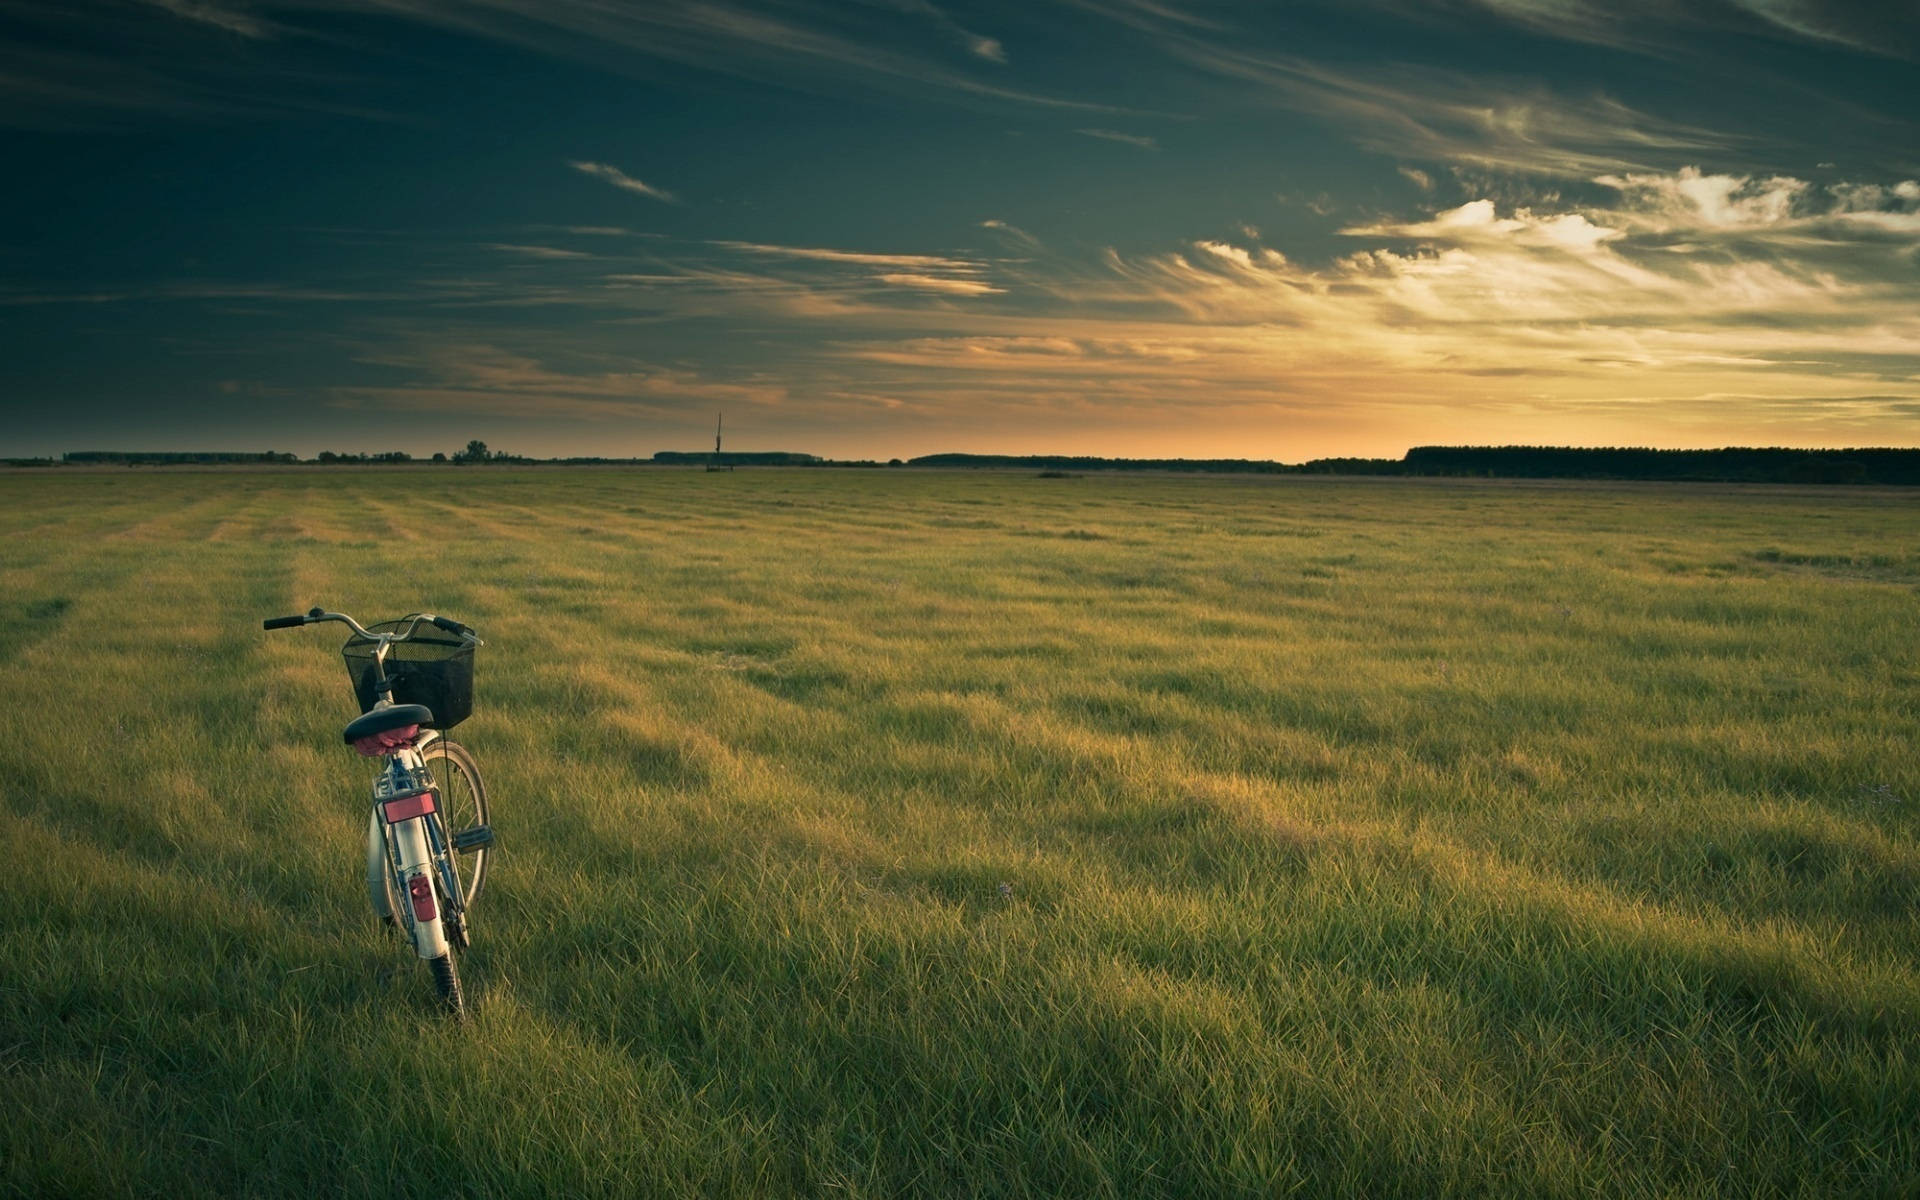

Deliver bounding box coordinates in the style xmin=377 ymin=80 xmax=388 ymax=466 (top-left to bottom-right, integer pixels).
xmin=366 ymin=810 xmax=396 ymax=923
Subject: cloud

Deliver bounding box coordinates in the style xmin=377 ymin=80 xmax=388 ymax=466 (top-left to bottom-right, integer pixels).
xmin=1166 ymin=45 xmax=1731 ymax=175
xmin=143 ymin=0 xmax=271 ymax=38
xmin=1067 ymin=0 xmax=1231 ymax=36
xmin=1595 ymin=167 xmax=1808 ymax=228
xmin=871 ymin=0 xmax=1008 ymax=62
xmin=0 ymin=41 xmax=221 ymax=129
xmin=839 ymin=333 xmax=1220 ymax=371
xmin=1346 ymin=200 xmax=1625 ymax=252
xmin=567 ymin=160 xmax=677 ymax=203
xmin=1055 ymin=3 xmax=1750 ymax=177
xmin=345 ymin=0 xmax=1126 ymax=115
xmin=710 ymin=240 xmax=978 ymax=271
xmin=0 ymin=0 xmax=1130 ymax=130
xmin=1398 ymin=166 xmax=1434 ymax=190
xmin=1074 ymin=128 xmax=1160 ymax=150
xmin=1193 ymin=241 xmax=1255 ymax=267
xmin=484 ymin=243 xmax=594 ymax=259
xmin=876 ymin=274 xmax=1005 ymax=295
xmin=602 ymin=267 xmax=892 ymax=320
xmin=980 ymin=219 xmax=1044 ymax=253
xmin=0 ymin=280 xmax=409 ymax=305
xmin=1593 ymin=167 xmax=1920 ymax=238
xmin=332 ymin=341 xmax=790 ymax=421
xmin=1349 ymin=0 xmax=1914 ymax=61
xmin=657 ymin=240 xmax=1008 ymax=307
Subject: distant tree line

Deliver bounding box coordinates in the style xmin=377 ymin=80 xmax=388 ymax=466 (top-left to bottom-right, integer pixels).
xmin=914 ymin=447 xmax=1920 ymax=485
xmin=908 ymin=454 xmax=1290 ymax=474
xmin=58 ymin=442 xmax=534 ymax=466
xmin=315 ymin=450 xmax=413 ymax=463
xmin=46 ymin=445 xmax=1920 ymax=484
xmin=651 ymin=450 xmax=822 ymax=466
xmin=64 ymin=450 xmax=300 ymax=464
xmin=1390 ymin=446 xmax=1920 ymax=485
xmin=315 ymin=441 xmax=531 ymax=464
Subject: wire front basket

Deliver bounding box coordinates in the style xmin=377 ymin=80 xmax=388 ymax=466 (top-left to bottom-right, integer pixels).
xmin=341 ymin=619 xmax=475 ymax=730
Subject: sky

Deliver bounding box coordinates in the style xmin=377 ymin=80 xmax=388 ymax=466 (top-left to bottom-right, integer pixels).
xmin=2 ymin=0 xmax=1917 ymax=462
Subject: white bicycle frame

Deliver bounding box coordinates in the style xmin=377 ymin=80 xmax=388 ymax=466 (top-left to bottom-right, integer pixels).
xmin=367 ymin=737 xmax=458 ymax=960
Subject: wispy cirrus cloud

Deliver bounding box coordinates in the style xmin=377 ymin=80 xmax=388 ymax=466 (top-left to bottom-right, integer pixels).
xmin=1061 ymin=0 xmax=1228 ymax=36
xmin=143 ymin=0 xmax=272 ymax=38
xmin=0 ymin=0 xmax=1112 ymax=129
xmin=0 ymin=39 xmax=220 ymax=128
xmin=331 ymin=340 xmax=791 ymax=422
xmin=705 ymin=239 xmax=1003 ymax=299
xmin=979 ymin=219 xmax=1044 ymax=253
xmin=567 ymin=160 xmax=677 ymax=203
xmin=1450 ymin=0 xmax=1915 ymax=61
xmin=878 ymin=0 xmax=1007 ymax=62
xmin=1069 ymin=0 xmax=1911 ymax=180
xmin=1075 ymin=128 xmax=1160 ymax=150
xmin=1158 ymin=42 xmax=1732 ymax=176
xmin=876 ymin=273 xmax=1005 ymax=295
xmin=343 ymin=0 xmax=1113 ymax=113
xmin=1252 ymin=0 xmax=1919 ymax=63
xmin=709 ymin=241 xmax=981 ymax=271
xmin=484 ymin=243 xmax=595 ymax=260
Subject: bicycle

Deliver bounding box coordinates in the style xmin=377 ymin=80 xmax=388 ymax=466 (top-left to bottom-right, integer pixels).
xmin=264 ymin=606 xmax=495 ymax=1018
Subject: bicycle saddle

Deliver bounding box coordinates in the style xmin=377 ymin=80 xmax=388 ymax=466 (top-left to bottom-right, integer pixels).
xmin=343 ymin=704 xmax=434 ymax=745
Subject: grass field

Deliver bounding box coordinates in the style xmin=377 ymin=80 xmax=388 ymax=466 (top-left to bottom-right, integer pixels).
xmin=2 ymin=466 xmax=1917 ymax=1197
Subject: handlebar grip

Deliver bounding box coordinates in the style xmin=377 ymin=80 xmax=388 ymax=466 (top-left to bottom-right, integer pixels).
xmin=263 ymin=614 xmax=308 ymax=630
xmin=430 ymin=615 xmax=473 ymax=636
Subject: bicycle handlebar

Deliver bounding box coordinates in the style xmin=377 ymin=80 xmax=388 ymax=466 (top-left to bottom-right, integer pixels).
xmin=261 ymin=607 xmax=481 ymax=645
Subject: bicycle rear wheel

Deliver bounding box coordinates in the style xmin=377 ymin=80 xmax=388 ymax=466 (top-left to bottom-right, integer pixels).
xmin=430 ymin=952 xmax=465 ymax=1019
xmin=419 ymin=737 xmax=490 ymax=908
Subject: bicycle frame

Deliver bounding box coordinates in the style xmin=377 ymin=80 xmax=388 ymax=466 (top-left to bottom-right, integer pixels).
xmin=369 ymin=739 xmax=467 ymax=960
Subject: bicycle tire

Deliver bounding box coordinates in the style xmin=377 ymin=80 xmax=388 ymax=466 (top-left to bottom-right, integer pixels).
xmin=429 ymin=952 xmax=465 ymax=1019
xmin=419 ymin=738 xmax=490 ymax=908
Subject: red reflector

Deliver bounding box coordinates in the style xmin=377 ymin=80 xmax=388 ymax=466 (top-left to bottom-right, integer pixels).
xmin=382 ymin=791 xmax=436 ymax=823
xmin=408 ymin=874 xmax=437 ymax=922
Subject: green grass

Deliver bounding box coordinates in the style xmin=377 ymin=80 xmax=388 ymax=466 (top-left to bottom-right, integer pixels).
xmin=2 ymin=467 xmax=1917 ymax=1197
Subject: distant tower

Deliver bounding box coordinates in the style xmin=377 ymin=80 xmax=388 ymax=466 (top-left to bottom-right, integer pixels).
xmin=707 ymin=412 xmax=732 ymax=472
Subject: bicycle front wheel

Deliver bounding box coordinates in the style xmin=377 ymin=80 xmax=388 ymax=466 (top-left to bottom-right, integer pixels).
xmin=420 ymin=737 xmax=490 ymax=908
